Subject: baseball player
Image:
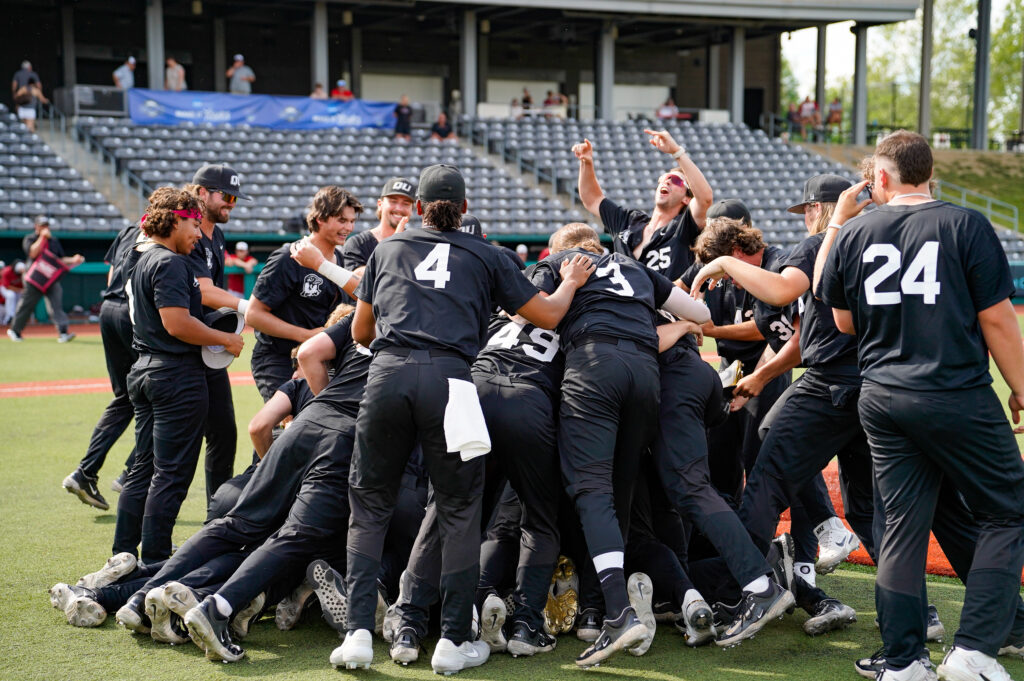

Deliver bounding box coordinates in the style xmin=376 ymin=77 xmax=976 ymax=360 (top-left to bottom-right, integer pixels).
xmin=343 ymin=177 xmax=416 ymax=273
xmin=820 ymin=130 xmax=1024 ymax=681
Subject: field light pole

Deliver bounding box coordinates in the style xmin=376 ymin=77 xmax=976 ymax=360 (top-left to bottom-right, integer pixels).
xmin=918 ymin=0 xmax=933 ymax=137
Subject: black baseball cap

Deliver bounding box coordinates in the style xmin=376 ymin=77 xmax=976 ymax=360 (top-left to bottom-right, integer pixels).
xmin=460 ymin=213 xmax=484 ymax=238
xmin=192 ymin=163 xmax=252 ymax=201
xmin=706 ymin=199 xmax=752 ymax=225
xmin=787 ymin=174 xmax=851 ymax=214
xmin=380 ymin=177 xmax=416 ymax=200
xmin=417 ymin=164 xmax=465 ymax=204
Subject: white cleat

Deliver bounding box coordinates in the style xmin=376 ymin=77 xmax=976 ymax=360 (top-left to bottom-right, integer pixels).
xmin=677 ymin=592 xmax=716 ymax=647
xmin=627 ymin=572 xmax=656 ymax=656
xmin=431 ymin=638 xmax=490 ymax=675
xmin=876 ymin=659 xmax=938 ymax=681
xmin=77 ymin=552 xmax=137 ymax=590
xmin=331 ymin=628 xmax=373 ymax=669
xmin=814 ymin=517 xmax=860 ymax=574
xmin=49 ymin=583 xmax=107 ymax=627
xmin=937 ymin=645 xmax=1013 ymax=681
xmin=479 ymin=593 xmax=508 ymax=653
xmin=146 ymin=586 xmax=188 ymax=645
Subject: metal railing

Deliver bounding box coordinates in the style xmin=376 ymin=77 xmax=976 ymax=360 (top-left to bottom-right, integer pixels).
xmin=934 ymin=179 xmax=1019 ymax=232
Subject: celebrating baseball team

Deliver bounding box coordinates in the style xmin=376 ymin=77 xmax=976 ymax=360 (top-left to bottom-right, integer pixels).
xmin=46 ymin=127 xmax=1024 ymax=681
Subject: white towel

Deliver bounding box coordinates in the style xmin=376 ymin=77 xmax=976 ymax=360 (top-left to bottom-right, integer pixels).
xmin=444 ymin=378 xmax=491 ymax=461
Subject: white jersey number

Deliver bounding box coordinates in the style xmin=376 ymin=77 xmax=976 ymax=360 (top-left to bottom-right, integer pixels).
xmin=862 ymin=241 xmax=941 ymax=306
xmin=414 ymin=243 xmax=452 ymax=289
xmin=595 ymin=262 xmax=635 ymax=297
xmin=487 ymin=321 xmax=560 ymax=362
xmin=125 ymin=279 xmax=137 ymax=326
xmin=645 ymin=246 xmax=671 ymax=272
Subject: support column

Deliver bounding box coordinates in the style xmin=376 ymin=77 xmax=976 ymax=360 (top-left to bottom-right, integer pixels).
xmin=815 ymin=24 xmax=827 ymax=110
xmin=730 ymin=26 xmax=745 ymax=124
xmin=477 ymin=32 xmax=489 ymax=104
xmin=61 ymin=4 xmax=77 ymax=87
xmin=311 ymin=1 xmax=328 ymax=91
xmin=852 ymin=23 xmax=868 ymax=146
xmin=145 ymin=0 xmax=165 ymax=90
xmin=596 ymin=21 xmax=616 ymax=120
xmin=349 ymin=28 xmax=362 ymax=97
xmin=213 ymin=18 xmax=226 ymax=92
xmin=707 ymin=43 xmax=721 ymax=109
xmin=971 ymin=0 xmax=992 ymax=149
xmin=918 ymin=0 xmax=933 ymax=137
xmin=460 ymin=10 xmax=478 ymax=116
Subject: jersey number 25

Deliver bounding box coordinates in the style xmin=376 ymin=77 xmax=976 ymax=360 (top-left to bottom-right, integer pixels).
xmin=862 ymin=241 xmax=941 ymax=305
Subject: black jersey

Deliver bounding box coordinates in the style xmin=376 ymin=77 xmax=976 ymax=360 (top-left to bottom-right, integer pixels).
xmin=103 ymin=222 xmax=142 ymax=302
xmin=681 ymin=245 xmax=794 ymax=364
xmin=128 ymin=244 xmax=203 ymax=356
xmin=187 ymin=225 xmax=227 ymax=289
xmin=354 ymin=229 xmax=538 ymax=361
xmin=599 ymin=198 xmax=701 ymax=280
xmin=473 ymin=313 xmax=563 ymax=397
xmin=820 ymin=201 xmax=1013 ymax=391
xmin=309 ymin=315 xmax=373 ymax=419
xmin=251 ymin=242 xmax=345 ymax=355
xmin=342 ymin=230 xmax=380 ymax=270
xmin=531 ymin=249 xmax=674 ymax=353
xmin=23 ymin=232 xmax=65 ymax=261
xmin=782 ymin=232 xmax=857 ymax=367
xmin=276 ymin=378 xmax=315 ymax=415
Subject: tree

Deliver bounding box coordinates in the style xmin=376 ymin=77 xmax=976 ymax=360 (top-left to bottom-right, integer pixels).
xmin=989 ymin=0 xmax=1024 ymax=137
xmin=780 ymin=53 xmax=801 ymax=112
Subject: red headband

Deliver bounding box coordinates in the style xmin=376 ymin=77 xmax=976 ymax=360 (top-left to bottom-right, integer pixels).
xmin=140 ymin=208 xmax=203 ymax=224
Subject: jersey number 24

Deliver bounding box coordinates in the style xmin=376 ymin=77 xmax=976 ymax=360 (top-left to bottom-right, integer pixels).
xmin=862 ymin=241 xmax=941 ymax=305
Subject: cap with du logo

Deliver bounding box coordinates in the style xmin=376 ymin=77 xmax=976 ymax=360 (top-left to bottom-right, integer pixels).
xmin=193 ymin=164 xmax=252 ymax=201
xmin=380 ymin=177 xmax=416 ymax=200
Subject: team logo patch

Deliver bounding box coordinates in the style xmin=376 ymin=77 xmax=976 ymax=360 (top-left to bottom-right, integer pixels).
xmin=205 ymin=246 xmax=214 ymax=271
xmin=302 ymin=273 xmax=324 ymax=298
xmin=192 ymin=276 xmax=199 ymax=288
xmin=619 ymin=231 xmax=630 ymax=244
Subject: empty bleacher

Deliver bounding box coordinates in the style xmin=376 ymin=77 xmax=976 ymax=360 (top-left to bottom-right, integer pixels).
xmin=75 ymin=118 xmax=586 ymax=237
xmin=0 ymin=105 xmax=127 ymax=234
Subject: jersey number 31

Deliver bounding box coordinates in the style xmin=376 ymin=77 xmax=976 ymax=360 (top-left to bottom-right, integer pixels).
xmin=862 ymin=241 xmax=941 ymax=305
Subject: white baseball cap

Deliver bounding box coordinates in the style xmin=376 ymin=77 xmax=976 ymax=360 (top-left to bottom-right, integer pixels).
xmin=202 ymin=307 xmax=245 ymax=369
xmin=235 ymin=241 xmax=249 ymax=252
xmin=516 ymin=244 xmax=528 ymax=254
xmin=234 ymin=54 xmax=244 ymax=62
xmin=127 ymin=57 xmax=136 ymax=65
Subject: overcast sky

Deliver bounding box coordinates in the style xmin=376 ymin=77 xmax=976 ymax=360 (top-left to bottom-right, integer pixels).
xmin=780 ymin=1 xmax=1011 ymax=98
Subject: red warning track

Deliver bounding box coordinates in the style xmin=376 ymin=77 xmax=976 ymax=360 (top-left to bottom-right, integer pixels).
xmin=0 ymin=372 xmax=256 ymax=398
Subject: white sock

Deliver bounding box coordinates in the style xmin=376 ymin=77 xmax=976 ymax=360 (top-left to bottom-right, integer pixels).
xmin=213 ymin=593 xmax=233 ymax=618
xmin=795 ymin=563 xmax=816 ymax=587
xmin=742 ymin=575 xmax=770 ymax=594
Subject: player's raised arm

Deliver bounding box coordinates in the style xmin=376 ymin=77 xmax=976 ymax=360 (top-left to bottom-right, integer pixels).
xmin=573 ymin=139 xmax=605 ymax=216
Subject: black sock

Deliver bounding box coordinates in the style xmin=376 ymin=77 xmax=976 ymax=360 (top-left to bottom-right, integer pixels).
xmin=596 ymin=567 xmax=629 ymax=620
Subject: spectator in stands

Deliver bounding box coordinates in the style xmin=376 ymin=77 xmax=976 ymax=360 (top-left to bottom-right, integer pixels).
xmin=799 ymin=96 xmax=820 ymax=140
xmin=429 ymin=112 xmax=456 ymax=142
xmin=521 ymin=87 xmax=533 ymax=112
xmin=164 ymin=57 xmax=186 ymax=92
xmin=785 ymin=102 xmax=800 ymax=140
xmin=826 ymin=97 xmax=843 ymax=137
xmin=310 ymin=83 xmax=327 ymax=99
xmin=510 ymin=98 xmax=523 ymax=120
xmin=227 ymin=54 xmax=255 ymax=95
xmin=11 ymin=60 xmax=46 ymax=132
xmin=516 ymin=244 xmax=528 ymax=263
xmin=112 ymin=57 xmax=136 ymax=90
xmin=331 ymin=79 xmax=354 ymax=101
xmin=1 ymin=261 xmax=26 ymax=325
xmin=226 ymin=241 xmax=256 ymax=298
xmin=657 ymin=98 xmax=679 ymax=120
xmin=393 ymin=95 xmax=412 ymax=141
xmin=7 ymin=216 xmax=85 ymax=343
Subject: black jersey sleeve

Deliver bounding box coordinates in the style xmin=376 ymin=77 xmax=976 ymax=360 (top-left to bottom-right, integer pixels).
xmin=679 ymin=260 xmax=701 ymax=289
xmin=598 ymin=198 xmax=642 ymax=237
xmin=964 ymin=217 xmax=1015 ymax=311
xmin=819 ymin=235 xmax=849 ymax=310
xmin=529 ymin=259 xmax=560 ymax=295
xmin=492 ymin=253 xmax=539 ymax=315
xmin=186 ymin=241 xmax=213 ymax=280
xmin=342 ymin=233 xmax=371 ymax=270
xmin=152 ymin=256 xmax=194 ymax=309
xmin=353 ymin=251 xmax=377 ymax=304
xmin=782 ymin=233 xmax=820 ymax=283
xmin=325 ymin=315 xmax=355 ymax=353
xmin=251 ymin=246 xmax=298 ymax=309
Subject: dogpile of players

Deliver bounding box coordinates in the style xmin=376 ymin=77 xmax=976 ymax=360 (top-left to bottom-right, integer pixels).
xmin=47 ymin=127 xmax=1024 ymax=681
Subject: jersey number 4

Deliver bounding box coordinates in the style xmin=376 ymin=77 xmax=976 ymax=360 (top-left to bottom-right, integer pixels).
xmin=862 ymin=241 xmax=941 ymax=305
xmin=414 ymin=243 xmax=452 ymax=289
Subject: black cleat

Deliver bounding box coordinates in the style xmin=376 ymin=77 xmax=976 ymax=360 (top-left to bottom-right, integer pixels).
xmin=306 ymin=559 xmax=347 ymax=632
xmin=115 ymin=593 xmax=151 ymax=634
xmin=184 ymin=596 xmax=245 ymax=662
xmin=506 ymin=620 xmax=557 ymax=657
xmin=390 ymin=626 xmax=423 ymax=665
xmin=575 ymin=606 xmax=649 ymax=668
xmin=62 ymin=469 xmax=109 ymax=510
xmin=715 ymin=580 xmax=795 ymax=648
xmin=802 ymin=598 xmax=856 ymax=636
xmin=711 ymin=599 xmax=742 ymax=630
xmin=854 ymin=646 xmax=932 ymax=679
xmin=575 ymin=607 xmax=603 ymax=643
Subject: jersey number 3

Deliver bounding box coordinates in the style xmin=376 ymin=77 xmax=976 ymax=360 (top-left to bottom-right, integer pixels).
xmin=596 ymin=262 xmax=635 ymax=297
xmin=862 ymin=241 xmax=941 ymax=305
xmin=414 ymin=243 xmax=452 ymax=289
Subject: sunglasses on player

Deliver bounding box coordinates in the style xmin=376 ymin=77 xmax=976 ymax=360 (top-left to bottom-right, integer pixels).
xmin=217 ymin=191 xmax=238 ymax=206
xmin=664 ymin=174 xmax=686 ymax=189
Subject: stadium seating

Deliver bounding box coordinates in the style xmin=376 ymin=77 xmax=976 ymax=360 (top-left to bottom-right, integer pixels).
xmin=75 ymin=117 xmax=588 ymax=236
xmin=0 ymin=105 xmax=127 ymax=234
xmin=466 ymin=116 xmax=1024 ymax=256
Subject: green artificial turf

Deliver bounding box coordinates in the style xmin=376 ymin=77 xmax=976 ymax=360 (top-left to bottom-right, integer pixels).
xmin=2 ymin=337 xmax=1023 ymax=681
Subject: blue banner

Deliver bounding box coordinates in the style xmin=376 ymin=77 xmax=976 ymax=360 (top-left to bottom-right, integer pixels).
xmin=128 ymin=89 xmax=395 ymax=129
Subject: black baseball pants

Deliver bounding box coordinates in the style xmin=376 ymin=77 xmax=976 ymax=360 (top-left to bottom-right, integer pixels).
xmin=251 ymin=342 xmax=295 ymax=402
xmin=202 ymin=365 xmax=236 ymax=501
xmin=113 ymin=353 xmax=207 ymax=564
xmin=78 ymin=299 xmax=137 ymax=479
xmin=859 ymin=381 xmax=1024 ymax=666
xmin=346 ymin=350 xmax=484 ymax=644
